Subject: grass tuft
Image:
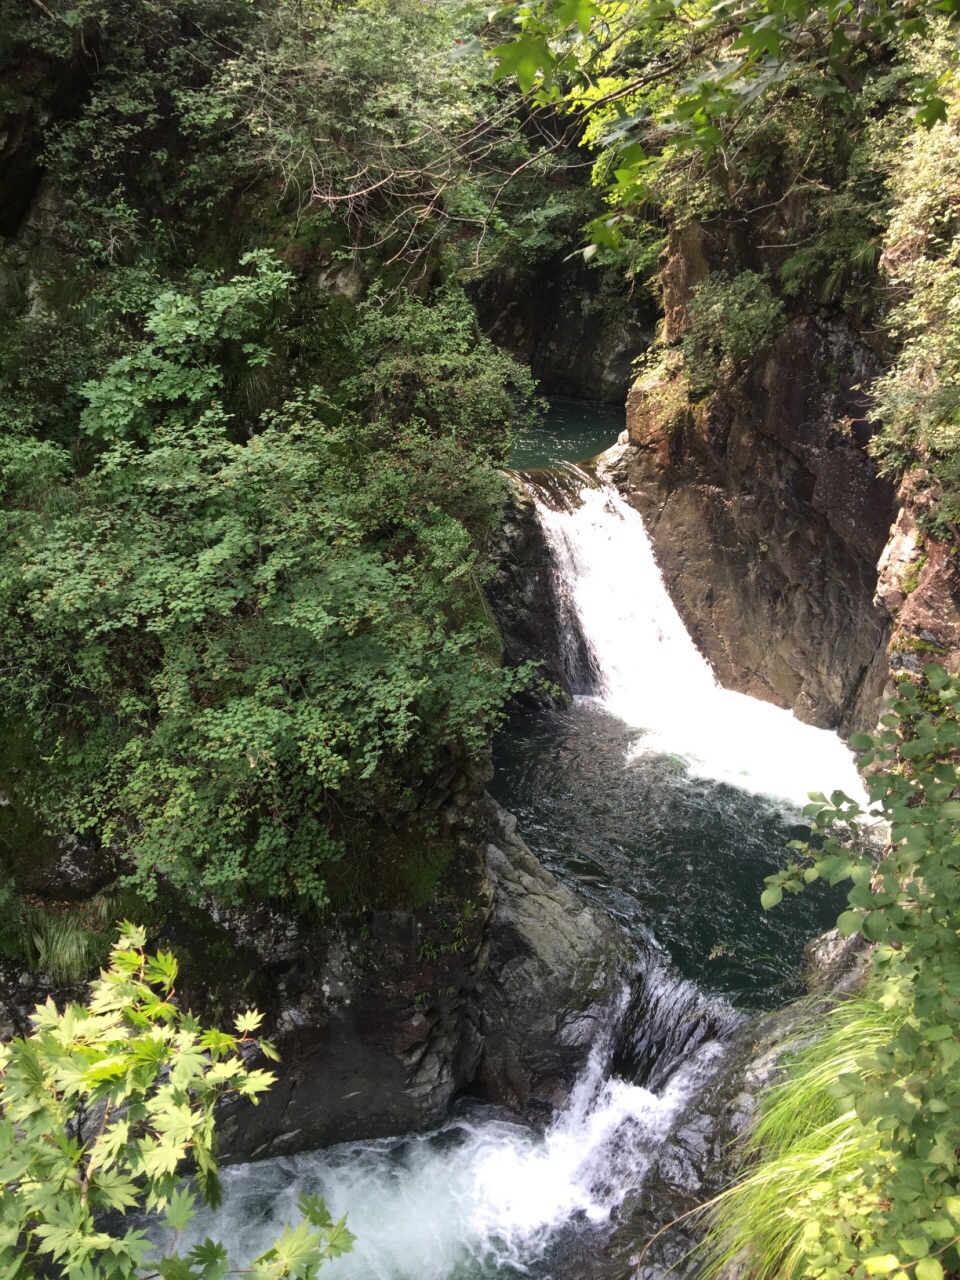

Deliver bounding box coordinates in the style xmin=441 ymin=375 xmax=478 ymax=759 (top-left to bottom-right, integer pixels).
xmin=697 ymin=986 xmax=905 ymax=1280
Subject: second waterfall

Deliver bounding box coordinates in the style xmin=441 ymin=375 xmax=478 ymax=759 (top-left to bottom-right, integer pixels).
xmin=522 ymin=453 xmax=866 ymax=810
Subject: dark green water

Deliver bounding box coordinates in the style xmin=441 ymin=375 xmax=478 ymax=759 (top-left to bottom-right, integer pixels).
xmin=510 ymin=398 xmax=624 ymax=470
xmin=491 ymin=702 xmax=846 ymax=1009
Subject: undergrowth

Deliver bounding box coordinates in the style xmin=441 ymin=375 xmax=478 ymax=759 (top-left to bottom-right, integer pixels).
xmin=1 ymin=891 xmax=117 ymax=985
xmin=699 ymin=986 xmax=906 ymax=1280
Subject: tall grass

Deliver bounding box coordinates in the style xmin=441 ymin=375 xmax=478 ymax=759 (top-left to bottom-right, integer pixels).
xmin=5 ymin=895 xmax=117 ymax=986
xmin=697 ymin=987 xmax=905 ymax=1280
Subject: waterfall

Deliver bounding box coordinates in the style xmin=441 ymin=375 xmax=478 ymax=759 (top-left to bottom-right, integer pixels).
xmin=155 ymin=966 xmax=740 ymax=1280
xmin=154 ymin=443 xmax=866 ymax=1280
xmin=527 ymin=463 xmax=867 ymax=810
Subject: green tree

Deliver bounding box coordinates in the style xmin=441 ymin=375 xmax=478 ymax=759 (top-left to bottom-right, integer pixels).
xmin=0 ymin=260 xmax=534 ymax=908
xmin=0 ymin=922 xmax=355 ymax=1279
xmin=487 ymin=0 xmax=955 ymax=254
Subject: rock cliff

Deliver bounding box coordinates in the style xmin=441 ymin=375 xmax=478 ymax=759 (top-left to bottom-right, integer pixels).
xmin=605 ymin=233 xmax=896 ymax=733
xmin=201 ymin=796 xmax=631 ymax=1158
xmin=873 ymin=480 xmax=960 ymax=688
xmin=472 ymin=253 xmax=652 ymax=402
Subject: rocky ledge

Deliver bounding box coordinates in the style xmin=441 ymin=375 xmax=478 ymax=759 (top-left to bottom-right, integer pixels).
xmin=212 ymin=795 xmax=634 ymax=1158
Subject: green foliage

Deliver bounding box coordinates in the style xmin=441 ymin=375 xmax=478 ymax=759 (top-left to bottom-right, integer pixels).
xmin=700 ymin=989 xmax=907 ymax=1280
xmin=753 ymin=664 xmax=960 ymax=1279
xmin=489 ymin=0 xmax=956 ymax=229
xmin=682 ymin=271 xmax=786 ymax=394
xmin=0 ymin=0 xmax=550 ymax=912
xmin=0 ymin=921 xmax=355 ymax=1279
xmin=869 ymin=72 xmax=960 ymax=532
xmin=0 ymin=266 xmax=533 ymax=906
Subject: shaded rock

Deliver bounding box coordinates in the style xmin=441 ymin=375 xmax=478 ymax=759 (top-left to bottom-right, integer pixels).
xmin=218 ymin=792 xmax=632 ymax=1157
xmin=472 ymin=255 xmax=653 ymax=402
xmin=476 ymin=800 xmax=636 ymax=1115
xmin=486 ymin=478 xmax=576 ymax=708
xmin=26 ymin=837 xmax=118 ymax=902
xmin=804 ymin=926 xmax=870 ymax=994
xmin=660 ymin=223 xmax=713 ymax=344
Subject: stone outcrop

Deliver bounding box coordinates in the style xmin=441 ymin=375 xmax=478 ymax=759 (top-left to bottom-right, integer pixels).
xmin=608 ymin=308 xmax=896 ymax=732
xmin=211 ymin=794 xmax=632 ymax=1158
xmin=477 ymin=802 xmax=633 ymax=1114
xmin=874 ymin=481 xmax=960 ymax=684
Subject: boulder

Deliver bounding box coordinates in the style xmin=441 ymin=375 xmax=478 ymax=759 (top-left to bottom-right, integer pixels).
xmin=218 ymin=793 xmax=633 ymax=1157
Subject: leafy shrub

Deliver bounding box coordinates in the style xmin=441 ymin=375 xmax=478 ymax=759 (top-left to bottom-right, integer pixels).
xmin=0 ymin=922 xmax=355 ymax=1278
xmin=682 ymin=271 xmax=786 ymax=395
xmin=744 ymin=665 xmax=960 ymax=1280
xmin=870 ymin=87 xmax=960 ymax=531
xmin=0 ymin=259 xmax=535 ymax=909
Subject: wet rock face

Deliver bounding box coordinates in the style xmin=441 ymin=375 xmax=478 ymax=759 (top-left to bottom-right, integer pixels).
xmin=476 ymin=801 xmax=635 ymax=1116
xmin=472 ymin=255 xmax=653 ymax=403
xmin=611 ymin=314 xmax=895 ymax=732
xmin=217 ymin=794 xmax=632 ymax=1158
xmin=486 ymin=480 xmax=574 ymax=709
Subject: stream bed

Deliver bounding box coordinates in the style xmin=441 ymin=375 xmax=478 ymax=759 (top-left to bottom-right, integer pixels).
xmin=165 ymin=402 xmax=863 ymax=1279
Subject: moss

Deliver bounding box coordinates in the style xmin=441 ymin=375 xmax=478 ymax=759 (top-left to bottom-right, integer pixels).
xmin=902 ymin=630 xmax=946 ymax=655
xmin=900 ymin=552 xmax=927 ymax=596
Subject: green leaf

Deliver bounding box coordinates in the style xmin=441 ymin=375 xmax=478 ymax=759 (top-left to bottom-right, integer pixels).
xmin=489 ymin=37 xmax=555 ymax=94
xmin=898 ymin=1022 xmax=922 ymax=1054
xmin=864 ymin=1256 xmax=901 ymax=1274
xmin=164 ymin=1188 xmax=198 ymax=1234
xmin=837 ymin=910 xmax=862 ymax=937
xmin=187 ymin=1239 xmax=231 ymax=1280
xmin=760 ymin=886 xmax=782 ymax=909
xmin=900 ymin=1237 xmax=930 ymax=1259
xmin=553 ymin=0 xmax=598 ymax=34
xmin=235 ymin=1010 xmax=265 ymax=1036
xmin=862 ymin=912 xmax=888 ymax=942
xmin=916 ymin=1258 xmax=944 ymax=1280
xmin=159 ymin=1259 xmax=195 ymax=1280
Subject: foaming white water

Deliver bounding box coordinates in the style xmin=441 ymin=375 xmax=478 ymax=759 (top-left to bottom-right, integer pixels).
xmin=533 ymin=474 xmax=866 ymax=809
xmin=158 ymin=1028 xmax=726 ymax=1279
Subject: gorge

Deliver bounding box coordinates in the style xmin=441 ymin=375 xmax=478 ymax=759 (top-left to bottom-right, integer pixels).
xmin=146 ymin=403 xmax=877 ymax=1278
xmin=4 ymin=2 xmax=960 ymax=1277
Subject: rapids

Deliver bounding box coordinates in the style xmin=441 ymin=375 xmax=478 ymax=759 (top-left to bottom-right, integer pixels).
xmin=159 ymin=968 xmax=739 ymax=1280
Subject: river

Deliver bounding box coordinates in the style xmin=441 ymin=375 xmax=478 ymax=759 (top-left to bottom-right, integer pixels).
xmin=166 ymin=400 xmax=863 ymax=1278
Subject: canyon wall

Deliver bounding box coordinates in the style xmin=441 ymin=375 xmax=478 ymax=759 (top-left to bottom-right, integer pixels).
xmin=606 ymin=231 xmax=898 ymax=733
xmin=472 ymin=253 xmax=653 ymax=403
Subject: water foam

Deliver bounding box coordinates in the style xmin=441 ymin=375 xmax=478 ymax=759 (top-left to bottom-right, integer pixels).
xmin=531 ymin=472 xmax=867 ymax=809
xmin=155 ymin=983 xmax=731 ymax=1279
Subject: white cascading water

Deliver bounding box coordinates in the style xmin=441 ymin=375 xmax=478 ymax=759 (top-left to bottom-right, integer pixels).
xmin=531 ymin=462 xmax=867 ymax=810
xmin=157 ymin=972 xmax=734 ymax=1280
